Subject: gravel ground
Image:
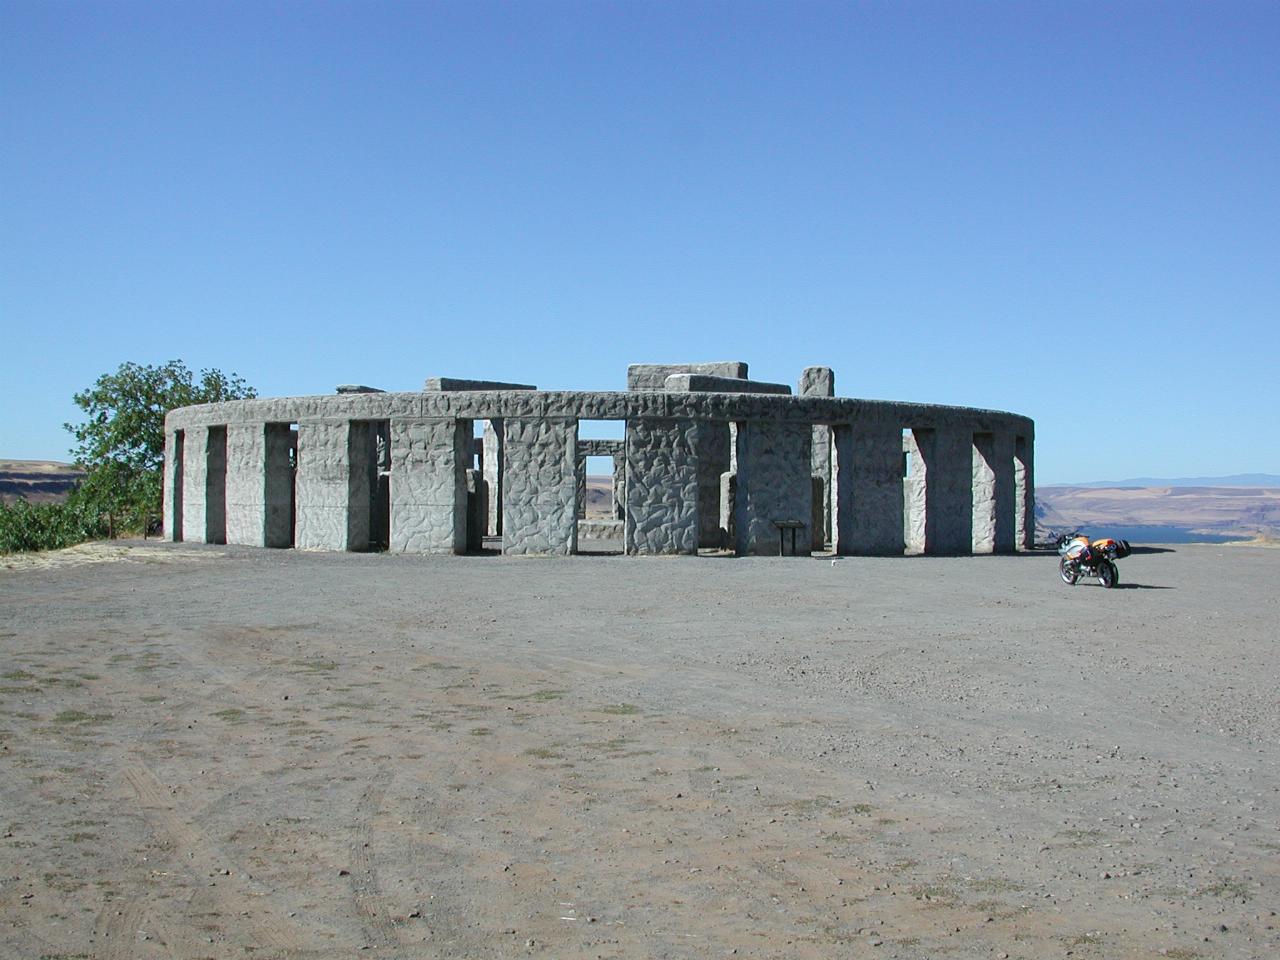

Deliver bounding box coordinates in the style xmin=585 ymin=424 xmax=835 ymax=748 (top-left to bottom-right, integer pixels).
xmin=1 ymin=541 xmax=1277 ymax=959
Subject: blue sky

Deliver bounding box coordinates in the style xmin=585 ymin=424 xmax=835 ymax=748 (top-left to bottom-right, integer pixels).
xmin=2 ymin=1 xmax=1276 ymax=483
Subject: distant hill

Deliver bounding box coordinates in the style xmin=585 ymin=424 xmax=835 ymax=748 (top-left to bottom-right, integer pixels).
xmin=0 ymin=460 xmax=84 ymax=505
xmin=1036 ymin=483 xmax=1280 ymax=543
xmin=1057 ymin=473 xmax=1280 ymax=488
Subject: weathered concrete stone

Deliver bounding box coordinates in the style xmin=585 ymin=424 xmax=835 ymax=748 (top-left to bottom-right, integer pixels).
xmin=972 ymin=433 xmax=1016 ymax=554
xmin=628 ymin=362 xmax=748 ymax=392
xmin=336 ymin=385 xmax=384 ymax=394
xmin=1015 ymin=435 xmax=1035 ymax=551
xmin=579 ymin=518 xmax=623 ymax=541
xmin=465 ymin=468 xmax=487 ymax=551
xmin=225 ymin=423 xmax=267 ymax=547
xmin=905 ymin=427 xmax=972 ymax=555
xmin=800 ymin=367 xmax=835 ymax=546
xmin=295 ymin=420 xmax=369 ymax=551
xmin=694 ymin=421 xmax=731 ymax=547
xmin=734 ymin=421 xmax=812 ymax=556
xmin=811 ymin=477 xmax=826 ymax=551
xmin=833 ymin=425 xmax=904 ymax=555
xmin=389 ymin=417 xmax=469 ymax=554
xmin=719 ymin=471 xmax=736 ymax=547
xmin=664 ymin=374 xmax=791 ymax=395
xmin=502 ymin=418 xmax=577 ymax=556
xmin=612 ymin=453 xmax=625 ymax=520
xmin=224 ymin=423 xmax=293 ymax=548
xmin=799 ymin=366 xmax=834 ymax=398
xmin=904 ymin=430 xmax=927 ymax=554
xmin=425 ymin=378 xmax=537 ymax=391
xmin=180 ymin=425 xmax=227 ymax=544
xmin=166 ymin=372 xmax=1035 ymax=559
xmin=180 ymin=425 xmax=208 ymax=543
xmin=483 ymin=421 xmax=503 ymax=536
xmin=164 ymin=430 xmax=183 ymax=541
xmin=624 ymin=418 xmax=699 ymax=555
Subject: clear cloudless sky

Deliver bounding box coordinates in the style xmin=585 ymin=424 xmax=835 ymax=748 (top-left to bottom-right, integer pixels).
xmin=2 ymin=1 xmax=1277 ymax=483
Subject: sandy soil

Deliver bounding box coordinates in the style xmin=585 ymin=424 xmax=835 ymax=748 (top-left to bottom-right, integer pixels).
xmin=1 ymin=542 xmax=1277 ymax=959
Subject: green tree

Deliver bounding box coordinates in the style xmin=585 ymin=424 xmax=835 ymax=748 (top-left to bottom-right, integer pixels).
xmin=64 ymin=360 xmax=256 ymax=532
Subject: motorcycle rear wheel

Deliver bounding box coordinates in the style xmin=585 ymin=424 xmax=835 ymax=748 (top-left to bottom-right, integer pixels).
xmin=1059 ymin=557 xmax=1079 ymax=585
xmin=1099 ymin=560 xmax=1118 ymax=589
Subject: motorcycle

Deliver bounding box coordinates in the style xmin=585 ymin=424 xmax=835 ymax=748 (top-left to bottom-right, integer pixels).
xmin=1057 ymin=533 xmax=1130 ymax=588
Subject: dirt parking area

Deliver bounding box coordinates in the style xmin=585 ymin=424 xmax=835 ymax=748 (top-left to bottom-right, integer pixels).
xmin=1 ymin=542 xmax=1277 ymax=959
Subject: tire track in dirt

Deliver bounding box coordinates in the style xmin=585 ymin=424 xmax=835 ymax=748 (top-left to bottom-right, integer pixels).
xmin=92 ymin=898 xmax=148 ymax=960
xmin=346 ymin=767 xmax=402 ymax=948
xmin=122 ymin=763 xmax=305 ymax=953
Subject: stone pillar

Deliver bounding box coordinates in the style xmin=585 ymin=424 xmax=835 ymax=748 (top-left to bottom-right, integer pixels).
xmin=388 ymin=417 xmax=469 ymax=554
xmin=833 ymin=425 xmax=904 ymax=555
xmin=575 ymin=450 xmax=588 ymax=519
xmin=502 ymin=418 xmax=577 ymax=555
xmin=733 ymin=421 xmax=812 ymax=556
xmin=1015 ymin=435 xmax=1035 ymax=551
xmin=223 ymin=423 xmax=294 ymax=548
xmin=972 ymin=433 xmax=1016 ymax=554
xmin=811 ymin=477 xmax=825 ymax=551
xmin=181 ymin=424 xmax=226 ymax=544
xmin=719 ymin=471 xmax=735 ymax=548
xmin=693 ymin=421 xmax=731 ymax=547
xmin=612 ymin=453 xmax=626 ymax=520
xmin=164 ymin=430 xmax=183 ymax=542
xmin=296 ymin=420 xmax=372 ymax=551
xmin=904 ymin=431 xmax=925 ymax=554
xmin=799 ymin=366 xmax=834 ymax=547
xmin=624 ymin=418 xmax=699 ymax=555
xmin=483 ymin=420 xmax=503 ymax=536
xmin=906 ymin=427 xmax=972 ymax=555
xmin=225 ymin=423 xmax=267 ymax=546
xmin=465 ymin=468 xmax=487 ymax=551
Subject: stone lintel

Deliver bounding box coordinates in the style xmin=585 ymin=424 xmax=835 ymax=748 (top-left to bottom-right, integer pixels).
xmin=627 ymin=362 xmax=748 ymax=392
xmin=424 ymin=377 xmax=537 ymax=391
xmin=664 ymin=374 xmax=791 ymax=395
xmin=577 ymin=438 xmax=625 ymax=457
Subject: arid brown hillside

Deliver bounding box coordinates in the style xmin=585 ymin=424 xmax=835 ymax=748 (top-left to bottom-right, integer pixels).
xmin=1037 ymin=484 xmax=1280 ymax=537
xmin=0 ymin=460 xmax=83 ymax=505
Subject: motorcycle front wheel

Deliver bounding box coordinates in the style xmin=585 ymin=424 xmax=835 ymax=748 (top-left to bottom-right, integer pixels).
xmin=1059 ymin=557 xmax=1079 ymax=585
xmin=1099 ymin=560 xmax=1118 ymax=588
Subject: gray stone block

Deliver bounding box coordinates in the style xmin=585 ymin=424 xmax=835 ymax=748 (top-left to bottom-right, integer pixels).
xmin=483 ymin=421 xmax=503 ymax=536
xmin=798 ymin=366 xmax=834 ymax=398
xmin=1015 ymin=435 xmax=1035 ymax=551
xmin=579 ymin=518 xmax=624 ymax=541
xmin=734 ymin=421 xmax=812 ymax=556
xmin=180 ymin=425 xmax=208 ymax=544
xmin=905 ymin=427 xmax=972 ymax=555
xmin=425 ymin=378 xmax=536 ymax=391
xmin=336 ymin=385 xmax=384 ymax=394
xmin=165 ymin=377 xmax=1035 ymax=559
xmin=833 ymin=425 xmax=904 ymax=555
xmin=663 ymin=374 xmax=791 ymax=395
xmin=972 ymin=432 xmax=1016 ymax=554
xmin=295 ymin=420 xmax=369 ymax=551
xmin=164 ymin=430 xmax=183 ymax=541
xmin=389 ymin=417 xmax=468 ymax=554
xmin=719 ymin=471 xmax=735 ymax=548
xmin=694 ymin=421 xmax=731 ymax=547
xmin=225 ymin=423 xmax=267 ymax=547
xmin=627 ymin=362 xmax=748 ymax=392
xmin=502 ymin=418 xmax=577 ymax=555
xmin=624 ymin=418 xmax=699 ymax=555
